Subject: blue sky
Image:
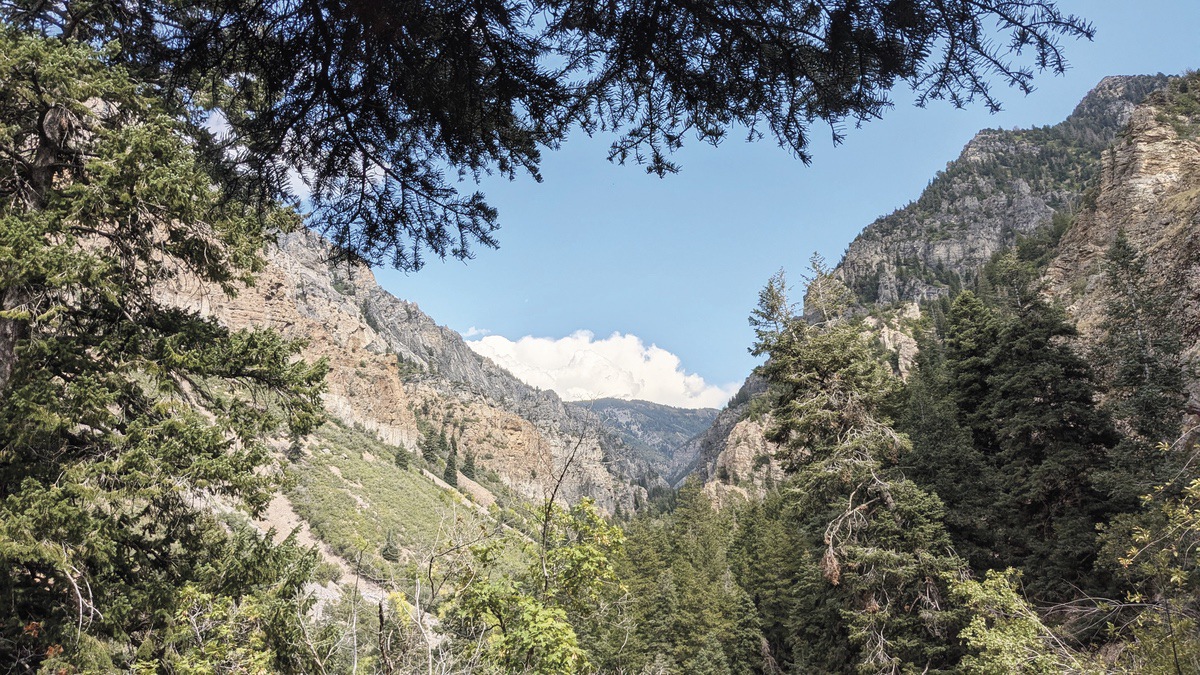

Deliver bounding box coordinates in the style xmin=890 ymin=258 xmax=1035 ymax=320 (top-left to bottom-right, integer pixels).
xmin=373 ymin=0 xmax=1200 ymax=408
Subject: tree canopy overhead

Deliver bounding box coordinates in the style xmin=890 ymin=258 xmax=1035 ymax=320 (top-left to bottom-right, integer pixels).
xmin=3 ymin=0 xmax=1093 ymax=269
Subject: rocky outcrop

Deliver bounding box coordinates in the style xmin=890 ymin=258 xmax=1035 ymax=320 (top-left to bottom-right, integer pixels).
xmin=864 ymin=303 xmax=922 ymax=379
xmin=163 ymin=229 xmax=656 ymax=513
xmin=699 ymin=415 xmax=786 ymax=508
xmin=838 ymin=75 xmax=1168 ymax=304
xmin=673 ymin=375 xmax=784 ymax=498
xmin=1046 ymin=73 xmax=1200 ymax=406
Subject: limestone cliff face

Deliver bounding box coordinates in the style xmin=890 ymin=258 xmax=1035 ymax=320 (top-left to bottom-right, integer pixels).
xmin=699 ymin=415 xmax=786 ymax=508
xmin=838 ymin=75 xmax=1167 ymax=305
xmin=1046 ymin=74 xmax=1200 ymax=406
xmin=672 ymin=375 xmax=784 ymax=502
xmin=164 ymin=230 xmax=654 ymax=513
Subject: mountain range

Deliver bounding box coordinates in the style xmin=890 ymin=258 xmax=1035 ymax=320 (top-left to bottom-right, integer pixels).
xmin=158 ymin=69 xmax=1200 ymax=605
xmin=692 ymin=72 xmax=1200 ymax=496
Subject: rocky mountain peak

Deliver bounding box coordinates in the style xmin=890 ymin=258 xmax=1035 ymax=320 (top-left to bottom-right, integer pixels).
xmin=835 ymin=74 xmax=1169 ymax=306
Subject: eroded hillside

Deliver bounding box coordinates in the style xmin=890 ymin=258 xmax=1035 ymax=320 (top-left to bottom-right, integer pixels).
xmin=163 ymin=230 xmax=659 ymax=514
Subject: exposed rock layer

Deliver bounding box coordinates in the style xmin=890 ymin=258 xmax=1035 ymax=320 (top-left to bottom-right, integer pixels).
xmin=838 ymin=75 xmax=1168 ymax=305
xmin=1045 ymin=77 xmax=1200 ymax=407
xmin=164 ymin=230 xmax=656 ymax=513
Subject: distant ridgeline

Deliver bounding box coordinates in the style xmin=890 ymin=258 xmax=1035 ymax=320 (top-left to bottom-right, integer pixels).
xmin=838 ymin=74 xmax=1168 ymax=305
xmin=579 ymin=398 xmax=719 ymax=486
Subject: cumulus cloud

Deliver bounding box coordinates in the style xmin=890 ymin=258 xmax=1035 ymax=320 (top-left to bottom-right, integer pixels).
xmin=466 ymin=330 xmax=739 ymax=409
xmin=461 ymin=326 xmax=492 ymax=338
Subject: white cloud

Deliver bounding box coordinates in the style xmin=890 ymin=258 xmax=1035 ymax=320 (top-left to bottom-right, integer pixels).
xmin=461 ymin=326 xmax=492 ymax=338
xmin=466 ymin=330 xmax=739 ymax=409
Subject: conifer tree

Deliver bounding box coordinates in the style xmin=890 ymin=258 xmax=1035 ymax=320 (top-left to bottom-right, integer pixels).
xmin=462 ymin=451 xmax=477 ymax=481
xmin=1090 ymin=233 xmax=1198 ymax=666
xmin=0 ymin=33 xmax=325 ymax=670
xmin=752 ymin=266 xmax=970 ymax=673
xmin=0 ymin=1 xmax=1094 ymax=269
xmin=1091 ymin=232 xmax=1188 ymax=504
xmin=620 ymin=481 xmax=767 ymax=674
xmin=944 ymin=290 xmax=999 ymax=437
xmin=900 ymin=331 xmax=1000 ymax=572
xmin=983 ymin=300 xmax=1118 ymax=600
xmin=380 ymin=530 xmax=403 ymax=563
xmin=420 ymin=428 xmax=439 ymax=463
xmin=729 ymin=495 xmax=804 ymax=670
xmin=444 ymin=449 xmax=459 ymax=488
xmin=939 ymin=253 xmax=1120 ymax=601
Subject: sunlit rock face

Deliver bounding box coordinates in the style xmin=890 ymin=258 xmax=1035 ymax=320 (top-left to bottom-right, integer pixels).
xmin=838 ymin=75 xmax=1168 ymax=306
xmin=162 ymin=228 xmax=660 ymax=514
xmin=1045 ymin=79 xmax=1200 ymax=414
xmin=690 ymin=74 xmax=1200 ymax=498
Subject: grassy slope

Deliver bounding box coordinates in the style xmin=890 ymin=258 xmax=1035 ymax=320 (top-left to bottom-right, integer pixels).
xmin=287 ymin=422 xmax=489 ymax=580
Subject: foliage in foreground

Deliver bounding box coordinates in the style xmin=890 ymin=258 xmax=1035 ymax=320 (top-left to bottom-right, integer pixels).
xmin=0 ymin=0 xmax=1093 ymax=269
xmin=0 ymin=31 xmax=325 ymax=670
